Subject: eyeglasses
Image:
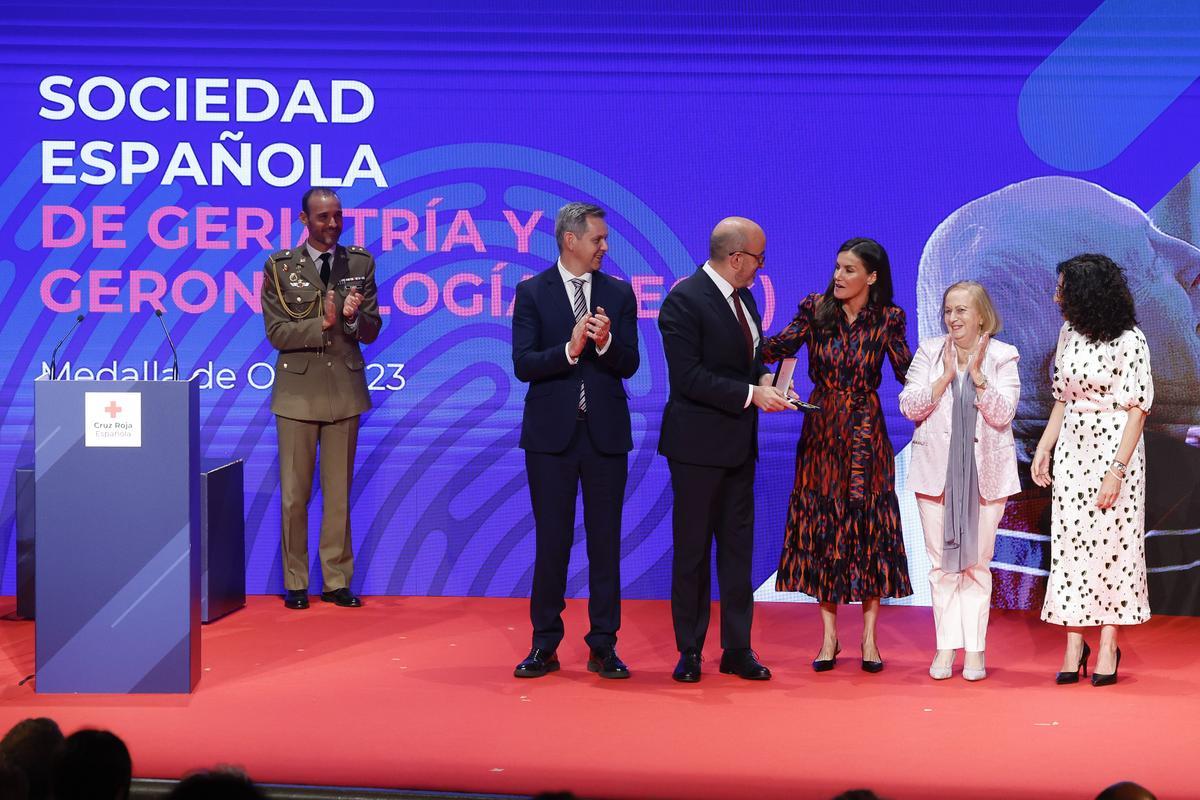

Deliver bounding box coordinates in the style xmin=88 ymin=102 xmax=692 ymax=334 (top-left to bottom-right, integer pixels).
xmin=729 ymin=250 xmax=766 ymax=267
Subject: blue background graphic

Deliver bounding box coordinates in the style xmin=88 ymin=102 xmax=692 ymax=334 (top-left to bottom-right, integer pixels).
xmin=1 ymin=0 xmax=1197 ymax=601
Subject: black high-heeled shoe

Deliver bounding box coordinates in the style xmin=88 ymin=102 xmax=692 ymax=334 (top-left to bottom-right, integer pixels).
xmin=1091 ymin=647 xmax=1122 ymax=687
xmin=861 ymin=641 xmax=884 ymax=673
xmin=1055 ymin=641 xmax=1091 ymax=684
xmin=812 ymin=640 xmax=841 ymax=672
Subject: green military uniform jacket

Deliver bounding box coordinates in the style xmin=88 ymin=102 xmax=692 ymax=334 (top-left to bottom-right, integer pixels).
xmin=261 ymin=244 xmax=383 ymax=422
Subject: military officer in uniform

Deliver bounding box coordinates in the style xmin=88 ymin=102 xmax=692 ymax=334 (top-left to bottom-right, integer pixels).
xmin=261 ymin=187 xmax=382 ymax=609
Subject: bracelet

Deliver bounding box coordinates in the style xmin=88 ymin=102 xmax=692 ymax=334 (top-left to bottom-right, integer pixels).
xmin=1107 ymin=467 xmax=1125 ymax=482
xmin=973 ymin=376 xmax=988 ymax=390
xmin=1110 ymin=460 xmax=1127 ymax=476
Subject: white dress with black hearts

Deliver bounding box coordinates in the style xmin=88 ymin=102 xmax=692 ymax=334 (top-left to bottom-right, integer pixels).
xmin=1041 ymin=323 xmax=1153 ymax=627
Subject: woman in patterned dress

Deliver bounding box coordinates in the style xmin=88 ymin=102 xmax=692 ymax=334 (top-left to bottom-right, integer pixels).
xmin=762 ymin=238 xmax=913 ymax=673
xmin=1032 ymin=254 xmax=1152 ymax=686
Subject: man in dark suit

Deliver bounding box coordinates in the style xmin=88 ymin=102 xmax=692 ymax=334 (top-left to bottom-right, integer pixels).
xmin=658 ymin=216 xmax=792 ymax=682
xmin=511 ymin=202 xmax=640 ymax=679
xmin=261 ymin=187 xmax=382 ymax=610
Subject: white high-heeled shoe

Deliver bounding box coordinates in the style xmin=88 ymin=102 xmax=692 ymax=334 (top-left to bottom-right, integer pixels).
xmin=963 ymin=652 xmax=986 ymax=681
xmin=928 ymin=650 xmax=954 ymax=680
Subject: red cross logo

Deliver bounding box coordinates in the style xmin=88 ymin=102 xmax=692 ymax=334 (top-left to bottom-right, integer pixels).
xmin=104 ymin=401 xmax=122 ymax=419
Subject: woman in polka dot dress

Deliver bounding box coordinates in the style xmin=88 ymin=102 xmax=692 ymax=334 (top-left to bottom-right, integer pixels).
xmin=1032 ymin=254 xmax=1152 ymax=687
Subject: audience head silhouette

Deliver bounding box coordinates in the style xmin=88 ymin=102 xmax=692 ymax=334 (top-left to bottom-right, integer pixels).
xmin=51 ymin=730 xmax=131 ymax=800
xmin=0 ymin=755 xmax=30 ymax=800
xmin=0 ymin=718 xmax=63 ymax=800
xmin=167 ymin=770 xmax=265 ymax=800
xmin=1096 ymin=782 xmax=1157 ymax=800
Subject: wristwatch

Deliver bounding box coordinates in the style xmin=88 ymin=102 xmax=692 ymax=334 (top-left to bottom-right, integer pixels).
xmin=973 ymin=375 xmax=988 ymax=390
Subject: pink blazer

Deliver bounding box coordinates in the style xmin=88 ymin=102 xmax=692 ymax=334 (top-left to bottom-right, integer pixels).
xmin=899 ymin=336 xmax=1021 ymax=501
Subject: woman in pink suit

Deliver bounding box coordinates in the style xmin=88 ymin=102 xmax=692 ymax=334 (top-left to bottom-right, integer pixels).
xmin=899 ymin=281 xmax=1020 ymax=681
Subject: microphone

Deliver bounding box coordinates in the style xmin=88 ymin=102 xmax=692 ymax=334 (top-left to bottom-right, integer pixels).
xmin=48 ymin=314 xmax=85 ymax=380
xmin=155 ymin=309 xmax=181 ymax=381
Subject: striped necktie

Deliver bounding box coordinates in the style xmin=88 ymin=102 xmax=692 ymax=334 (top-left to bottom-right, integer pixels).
xmin=569 ymin=277 xmax=588 ymax=413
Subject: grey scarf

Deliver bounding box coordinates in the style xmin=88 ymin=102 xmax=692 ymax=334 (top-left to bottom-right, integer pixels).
xmin=942 ymin=367 xmax=980 ymax=573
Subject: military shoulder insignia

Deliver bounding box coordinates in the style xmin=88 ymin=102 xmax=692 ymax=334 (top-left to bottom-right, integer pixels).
xmin=347 ymin=245 xmax=370 ymax=255
xmin=268 ymin=250 xmax=304 ymax=279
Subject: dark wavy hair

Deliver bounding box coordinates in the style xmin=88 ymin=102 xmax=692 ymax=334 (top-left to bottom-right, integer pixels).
xmin=1056 ymin=253 xmax=1137 ymax=343
xmin=814 ymin=237 xmax=897 ymax=331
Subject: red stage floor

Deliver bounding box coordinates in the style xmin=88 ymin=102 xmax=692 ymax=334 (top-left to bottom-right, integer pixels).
xmin=0 ymin=596 xmax=1196 ymax=800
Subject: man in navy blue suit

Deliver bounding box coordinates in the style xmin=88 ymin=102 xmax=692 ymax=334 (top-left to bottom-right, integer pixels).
xmin=658 ymin=216 xmax=792 ymax=682
xmin=511 ymin=202 xmax=640 ymax=679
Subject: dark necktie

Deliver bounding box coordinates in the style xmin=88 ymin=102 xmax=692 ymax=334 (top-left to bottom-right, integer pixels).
xmin=732 ymin=290 xmax=755 ymax=360
xmin=569 ymin=278 xmax=588 ymax=412
xmin=319 ymin=252 xmax=332 ymax=287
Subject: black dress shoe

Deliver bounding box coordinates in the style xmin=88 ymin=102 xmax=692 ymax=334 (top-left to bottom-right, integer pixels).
xmin=320 ymin=588 xmax=362 ymax=607
xmin=514 ymin=648 xmax=559 ymax=678
xmin=672 ymin=648 xmax=702 ymax=683
xmin=587 ymin=646 xmax=630 ymax=679
xmin=719 ymin=649 xmax=771 ymax=680
xmin=812 ymin=640 xmax=841 ymax=672
xmin=283 ymin=590 xmax=309 ymax=610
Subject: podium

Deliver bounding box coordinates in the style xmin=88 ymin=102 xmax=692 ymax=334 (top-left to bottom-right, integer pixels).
xmin=34 ymin=378 xmax=201 ymax=693
xmin=15 ymin=459 xmax=245 ymax=625
xmin=199 ymin=458 xmax=246 ymax=623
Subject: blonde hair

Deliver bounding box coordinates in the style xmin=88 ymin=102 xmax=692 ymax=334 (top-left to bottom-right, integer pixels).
xmin=941 ymin=280 xmax=1002 ymax=335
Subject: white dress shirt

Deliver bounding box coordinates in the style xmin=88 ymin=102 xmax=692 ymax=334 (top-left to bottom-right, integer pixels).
xmin=558 ymin=261 xmax=612 ymax=363
xmin=305 ymin=241 xmax=334 ymax=281
xmin=702 ymin=262 xmax=759 ymax=408
xmin=307 ymin=241 xmax=358 ymax=331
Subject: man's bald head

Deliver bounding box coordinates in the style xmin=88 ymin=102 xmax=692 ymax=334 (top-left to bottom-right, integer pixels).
xmin=709 ymin=217 xmax=762 ymax=262
xmin=706 ymin=217 xmax=766 ymax=289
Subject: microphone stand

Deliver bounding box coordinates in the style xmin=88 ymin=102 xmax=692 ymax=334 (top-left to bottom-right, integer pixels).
xmin=49 ymin=314 xmax=85 ymax=380
xmin=155 ymin=309 xmax=181 ymax=381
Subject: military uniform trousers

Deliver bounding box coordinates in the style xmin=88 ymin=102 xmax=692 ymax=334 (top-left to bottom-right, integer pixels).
xmin=277 ymin=413 xmax=360 ymax=592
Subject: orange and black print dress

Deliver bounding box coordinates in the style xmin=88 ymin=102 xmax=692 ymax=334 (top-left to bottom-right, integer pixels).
xmin=762 ymin=293 xmax=914 ymax=602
